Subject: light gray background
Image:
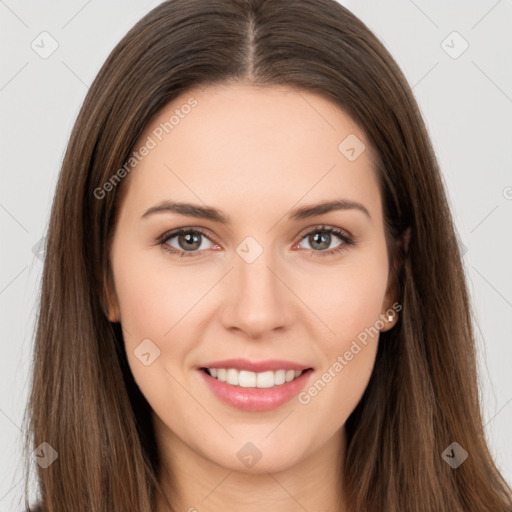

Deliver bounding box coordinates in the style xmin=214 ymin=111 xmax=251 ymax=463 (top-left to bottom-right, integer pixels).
xmin=1 ymin=0 xmax=511 ymax=509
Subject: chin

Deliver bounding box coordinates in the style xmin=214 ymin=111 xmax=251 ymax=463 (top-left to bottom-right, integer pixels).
xmin=202 ymin=439 xmax=309 ymax=475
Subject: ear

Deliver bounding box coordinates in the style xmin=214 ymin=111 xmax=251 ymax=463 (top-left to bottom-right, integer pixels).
xmin=102 ymin=264 xmax=120 ymax=323
xmin=380 ymin=227 xmax=410 ymax=331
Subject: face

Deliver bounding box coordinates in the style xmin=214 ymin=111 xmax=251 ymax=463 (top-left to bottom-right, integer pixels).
xmin=106 ymin=82 xmax=399 ymax=475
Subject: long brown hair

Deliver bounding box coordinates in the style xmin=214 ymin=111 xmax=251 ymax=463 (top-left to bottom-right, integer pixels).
xmin=22 ymin=1 xmax=512 ymax=511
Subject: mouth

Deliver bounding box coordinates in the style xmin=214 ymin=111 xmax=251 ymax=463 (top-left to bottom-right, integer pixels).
xmin=200 ymin=367 xmax=309 ymax=388
xmin=197 ymin=359 xmax=314 ymax=411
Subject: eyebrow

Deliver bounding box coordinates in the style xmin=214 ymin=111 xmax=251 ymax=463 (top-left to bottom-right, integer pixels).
xmin=141 ymin=199 xmax=371 ymax=224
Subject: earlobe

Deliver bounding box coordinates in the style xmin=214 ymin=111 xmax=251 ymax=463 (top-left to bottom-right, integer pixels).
xmin=105 ymin=288 xmax=120 ymax=323
xmin=104 ymin=292 xmax=120 ymax=323
xmin=106 ymin=308 xmax=119 ymax=323
xmin=380 ymin=307 xmax=399 ymax=331
xmin=380 ymin=228 xmax=410 ymax=331
xmin=380 ymin=270 xmax=400 ymax=331
xmin=103 ymin=267 xmax=120 ymax=323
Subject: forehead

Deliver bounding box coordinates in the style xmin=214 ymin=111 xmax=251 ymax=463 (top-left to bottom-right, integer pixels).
xmin=118 ymin=82 xmax=382 ymax=224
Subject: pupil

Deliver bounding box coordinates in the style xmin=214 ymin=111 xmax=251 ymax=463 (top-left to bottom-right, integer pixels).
xmin=180 ymin=232 xmax=201 ymax=251
xmin=311 ymin=232 xmax=330 ymax=250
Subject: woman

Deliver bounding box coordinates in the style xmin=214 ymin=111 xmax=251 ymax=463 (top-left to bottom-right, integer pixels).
xmin=22 ymin=0 xmax=512 ymax=511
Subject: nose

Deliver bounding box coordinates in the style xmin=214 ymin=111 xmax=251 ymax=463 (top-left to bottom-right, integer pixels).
xmin=220 ymin=250 xmax=291 ymax=339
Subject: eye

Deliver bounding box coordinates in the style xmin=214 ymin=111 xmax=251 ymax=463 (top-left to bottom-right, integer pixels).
xmin=295 ymin=225 xmax=355 ymax=257
xmin=158 ymin=228 xmax=217 ymax=257
xmin=156 ymin=225 xmax=355 ymax=258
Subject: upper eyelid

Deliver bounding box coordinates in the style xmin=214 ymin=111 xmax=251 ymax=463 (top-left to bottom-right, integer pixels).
xmin=160 ymin=227 xmax=218 ymax=246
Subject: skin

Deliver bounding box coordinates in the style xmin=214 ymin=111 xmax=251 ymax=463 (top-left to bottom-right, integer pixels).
xmin=106 ymin=82 xmax=400 ymax=512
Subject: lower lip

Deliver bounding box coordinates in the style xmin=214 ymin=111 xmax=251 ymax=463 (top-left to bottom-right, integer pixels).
xmin=198 ymin=369 xmax=313 ymax=412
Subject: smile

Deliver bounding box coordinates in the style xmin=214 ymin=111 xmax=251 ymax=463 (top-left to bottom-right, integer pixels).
xmin=203 ymin=368 xmax=304 ymax=388
xmin=197 ymin=359 xmax=314 ymax=412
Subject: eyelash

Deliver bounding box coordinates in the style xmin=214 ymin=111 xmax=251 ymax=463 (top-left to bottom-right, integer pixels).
xmin=156 ymin=225 xmax=356 ymax=259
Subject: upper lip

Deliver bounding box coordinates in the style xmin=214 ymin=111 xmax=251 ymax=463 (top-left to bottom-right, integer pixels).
xmin=199 ymin=358 xmax=312 ymax=372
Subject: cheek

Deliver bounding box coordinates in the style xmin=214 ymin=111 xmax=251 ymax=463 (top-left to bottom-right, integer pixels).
xmin=111 ymin=251 xmax=196 ymax=414
xmin=297 ymin=279 xmax=384 ymax=434
xmin=298 ymin=251 xmax=389 ymax=343
xmin=298 ymin=342 xmax=378 ymax=439
xmin=112 ymin=247 xmax=206 ymax=339
xmin=294 ymin=251 xmax=388 ymax=416
xmin=327 ymin=269 xmax=387 ymax=337
xmin=111 ymin=249 xmax=204 ymax=395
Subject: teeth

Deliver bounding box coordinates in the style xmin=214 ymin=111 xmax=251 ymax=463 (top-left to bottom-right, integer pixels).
xmin=206 ymin=368 xmax=305 ymax=388
xmin=275 ymin=369 xmax=286 ymax=385
xmin=226 ymin=368 xmax=239 ymax=385
xmin=239 ymin=370 xmax=256 ymax=387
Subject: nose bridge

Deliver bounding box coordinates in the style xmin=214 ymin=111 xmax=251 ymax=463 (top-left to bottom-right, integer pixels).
xmin=222 ymin=237 xmax=290 ymax=335
xmin=241 ymin=253 xmax=275 ymax=291
xmin=235 ymin=239 xmax=282 ymax=302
